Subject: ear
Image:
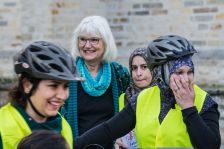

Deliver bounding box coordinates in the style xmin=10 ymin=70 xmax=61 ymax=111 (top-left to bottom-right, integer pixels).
xmin=22 ymin=78 xmax=33 ymax=94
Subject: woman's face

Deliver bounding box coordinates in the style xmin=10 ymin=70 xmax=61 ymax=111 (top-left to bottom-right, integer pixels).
xmin=78 ymin=32 xmax=105 ymax=63
xmin=170 ymin=65 xmax=194 ymax=86
xmin=26 ymin=80 xmax=69 ymax=118
xmin=131 ymin=55 xmax=152 ymax=89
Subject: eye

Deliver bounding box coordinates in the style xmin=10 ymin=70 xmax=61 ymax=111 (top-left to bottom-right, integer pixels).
xmin=187 ymin=70 xmax=193 ymax=75
xmin=131 ymin=65 xmax=138 ymax=71
xmin=90 ymin=38 xmax=100 ymax=44
xmin=91 ymin=38 xmax=99 ymax=42
xmin=141 ymin=65 xmax=148 ymax=70
xmin=79 ymin=37 xmax=86 ymax=42
xmin=64 ymin=83 xmax=69 ymax=89
xmin=48 ymin=84 xmax=58 ymax=88
xmin=174 ymin=71 xmax=183 ymax=75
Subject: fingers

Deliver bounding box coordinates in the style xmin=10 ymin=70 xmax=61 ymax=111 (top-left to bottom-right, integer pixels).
xmin=170 ymin=75 xmax=178 ymax=92
xmin=170 ymin=74 xmax=191 ymax=92
xmin=115 ymin=138 xmax=123 ymax=147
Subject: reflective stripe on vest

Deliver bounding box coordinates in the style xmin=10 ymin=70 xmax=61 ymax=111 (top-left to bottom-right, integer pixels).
xmin=135 ymin=85 xmax=206 ymax=148
xmin=0 ymin=103 xmax=73 ymax=149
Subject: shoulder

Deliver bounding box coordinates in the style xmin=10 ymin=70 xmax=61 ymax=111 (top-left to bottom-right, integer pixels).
xmin=0 ymin=103 xmax=14 ymax=114
xmin=201 ymin=94 xmax=218 ymax=114
xmin=110 ymin=61 xmax=130 ymax=82
xmin=128 ymin=93 xmax=139 ymax=113
xmin=111 ymin=61 xmax=130 ymax=91
xmin=111 ymin=61 xmax=129 ymax=74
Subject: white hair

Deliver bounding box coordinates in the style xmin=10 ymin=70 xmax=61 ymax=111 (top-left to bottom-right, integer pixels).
xmin=71 ymin=16 xmax=117 ymax=62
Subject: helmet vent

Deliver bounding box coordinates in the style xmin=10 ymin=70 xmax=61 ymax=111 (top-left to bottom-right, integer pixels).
xmin=30 ymin=47 xmax=42 ymax=52
xmin=59 ymin=57 xmax=68 ymax=68
xmin=149 ymin=50 xmax=156 ymax=57
xmin=37 ymin=54 xmax=52 ymax=60
xmin=49 ymin=63 xmax=63 ymax=72
xmin=156 ymin=46 xmax=167 ymax=56
xmin=154 ymin=39 xmax=162 ymax=42
xmin=33 ymin=60 xmax=48 ymax=73
xmin=168 ymin=41 xmax=179 ymax=49
xmin=178 ymin=40 xmax=185 ymax=47
xmin=49 ymin=48 xmax=60 ymax=54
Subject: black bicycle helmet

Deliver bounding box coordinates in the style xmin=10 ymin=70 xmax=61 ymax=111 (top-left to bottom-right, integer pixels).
xmin=147 ymin=35 xmax=197 ymax=70
xmin=14 ymin=41 xmax=83 ymax=81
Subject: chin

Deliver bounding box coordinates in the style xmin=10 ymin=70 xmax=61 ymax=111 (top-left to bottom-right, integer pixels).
xmin=47 ymin=111 xmax=58 ymax=117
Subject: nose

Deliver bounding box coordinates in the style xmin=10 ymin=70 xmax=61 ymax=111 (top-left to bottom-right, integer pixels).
xmin=136 ymin=68 xmax=142 ymax=76
xmin=56 ymin=87 xmax=68 ymax=101
xmin=84 ymin=40 xmax=92 ymax=48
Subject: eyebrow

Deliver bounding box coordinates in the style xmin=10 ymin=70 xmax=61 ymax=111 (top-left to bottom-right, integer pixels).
xmin=131 ymin=63 xmax=147 ymax=66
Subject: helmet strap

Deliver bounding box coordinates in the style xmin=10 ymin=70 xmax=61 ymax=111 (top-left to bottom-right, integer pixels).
xmin=162 ymin=64 xmax=170 ymax=86
xmin=27 ymin=98 xmax=46 ymax=118
xmin=25 ymin=80 xmax=46 ymax=118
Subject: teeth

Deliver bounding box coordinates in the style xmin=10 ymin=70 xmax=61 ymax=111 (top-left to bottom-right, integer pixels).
xmin=84 ymin=50 xmax=95 ymax=53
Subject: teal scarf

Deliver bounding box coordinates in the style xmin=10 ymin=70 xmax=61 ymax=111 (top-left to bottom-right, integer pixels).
xmin=76 ymin=57 xmax=111 ymax=97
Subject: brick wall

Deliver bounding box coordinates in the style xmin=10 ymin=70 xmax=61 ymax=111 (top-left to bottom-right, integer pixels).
xmin=0 ymin=0 xmax=224 ymax=147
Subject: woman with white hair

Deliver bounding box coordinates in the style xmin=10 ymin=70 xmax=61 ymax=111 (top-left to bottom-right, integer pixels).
xmin=63 ymin=16 xmax=130 ymax=148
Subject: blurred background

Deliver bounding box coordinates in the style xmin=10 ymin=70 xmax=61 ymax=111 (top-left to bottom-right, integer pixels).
xmin=0 ymin=0 xmax=223 ymax=147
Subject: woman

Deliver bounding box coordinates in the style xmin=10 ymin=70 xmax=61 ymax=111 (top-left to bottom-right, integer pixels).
xmin=0 ymin=41 xmax=82 ymax=149
xmin=116 ymin=48 xmax=152 ymax=149
xmin=74 ymin=35 xmax=221 ymax=149
xmin=64 ymin=16 xmax=130 ymax=148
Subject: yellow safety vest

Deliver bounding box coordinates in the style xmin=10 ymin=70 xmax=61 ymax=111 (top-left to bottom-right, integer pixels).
xmin=119 ymin=93 xmax=125 ymax=111
xmin=0 ymin=103 xmax=73 ymax=149
xmin=135 ymin=85 xmax=206 ymax=149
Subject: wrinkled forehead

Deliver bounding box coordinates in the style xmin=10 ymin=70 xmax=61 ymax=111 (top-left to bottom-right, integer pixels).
xmin=78 ymin=23 xmax=101 ymax=38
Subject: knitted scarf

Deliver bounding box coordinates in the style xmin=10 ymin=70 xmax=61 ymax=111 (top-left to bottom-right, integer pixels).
xmin=76 ymin=57 xmax=111 ymax=97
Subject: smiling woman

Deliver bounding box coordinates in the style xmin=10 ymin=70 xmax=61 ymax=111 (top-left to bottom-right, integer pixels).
xmin=0 ymin=41 xmax=83 ymax=149
xmin=63 ymin=15 xmax=130 ymax=149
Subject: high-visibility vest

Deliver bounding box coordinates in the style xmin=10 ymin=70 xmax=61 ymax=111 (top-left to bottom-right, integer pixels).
xmin=118 ymin=93 xmax=125 ymax=111
xmin=135 ymin=85 xmax=206 ymax=148
xmin=0 ymin=103 xmax=73 ymax=149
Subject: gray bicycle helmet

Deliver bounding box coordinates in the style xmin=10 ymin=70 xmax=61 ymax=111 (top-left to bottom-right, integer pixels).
xmin=147 ymin=35 xmax=197 ymax=70
xmin=14 ymin=41 xmax=84 ymax=81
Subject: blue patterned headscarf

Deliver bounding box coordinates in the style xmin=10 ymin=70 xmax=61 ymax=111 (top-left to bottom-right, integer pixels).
xmin=151 ymin=55 xmax=194 ymax=89
xmin=170 ymin=56 xmax=194 ymax=76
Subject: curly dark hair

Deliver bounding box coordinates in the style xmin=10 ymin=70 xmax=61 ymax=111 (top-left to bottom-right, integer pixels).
xmin=8 ymin=73 xmax=41 ymax=108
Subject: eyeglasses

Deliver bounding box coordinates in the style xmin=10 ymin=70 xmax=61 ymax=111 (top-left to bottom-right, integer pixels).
xmin=78 ymin=37 xmax=102 ymax=46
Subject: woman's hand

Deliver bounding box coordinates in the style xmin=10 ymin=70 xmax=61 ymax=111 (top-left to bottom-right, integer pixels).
xmin=170 ymin=74 xmax=195 ymax=109
xmin=114 ymin=138 xmax=128 ymax=149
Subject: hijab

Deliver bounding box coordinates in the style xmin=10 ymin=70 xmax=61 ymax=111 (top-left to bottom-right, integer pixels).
xmin=151 ymin=55 xmax=194 ymax=122
xmin=125 ymin=48 xmax=150 ymax=100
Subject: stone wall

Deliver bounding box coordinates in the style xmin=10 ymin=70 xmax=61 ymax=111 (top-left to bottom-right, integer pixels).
xmin=0 ymin=0 xmax=224 ymax=86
